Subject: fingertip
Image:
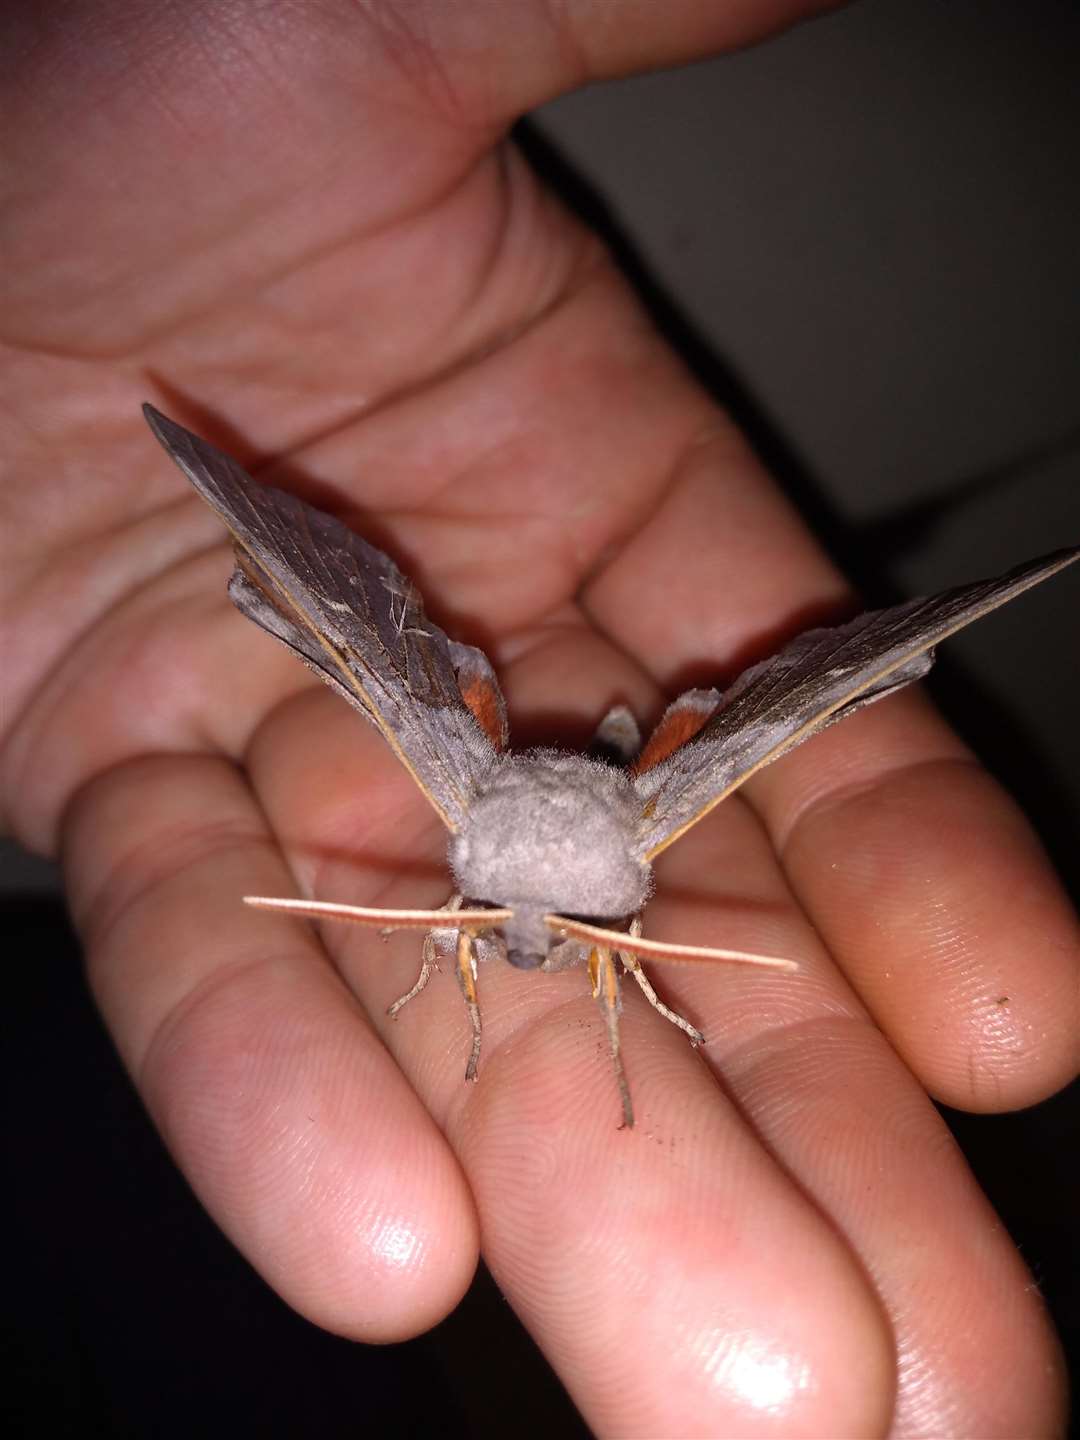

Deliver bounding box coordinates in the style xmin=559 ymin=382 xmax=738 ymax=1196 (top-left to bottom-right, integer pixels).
xmin=140 ymin=955 xmax=481 ymax=1343
xmin=766 ymin=716 xmax=1080 ymax=1110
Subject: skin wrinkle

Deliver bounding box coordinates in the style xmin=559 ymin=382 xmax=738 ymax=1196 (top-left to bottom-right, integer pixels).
xmin=770 ymin=750 xmax=987 ymax=860
xmin=8 ymin=209 xmax=685 ymax=851
xmin=244 ymin=161 xmax=580 ymax=445
xmin=7 ymin=503 xmax=222 ymax=708
xmin=3 ymin=564 xmax=247 ymax=839
xmin=460 ymin=190 xmax=610 ymax=368
xmin=240 ymin=268 xmax=678 ymax=585
xmin=234 ymin=373 xmax=672 ymax=706
xmin=13 ymin=485 xmax=205 ymax=593
xmin=730 ymin=1026 xmax=964 ymax=1184
xmin=533 ymin=0 xmax=592 ymax=94
xmin=304 ymin=799 xmax=447 ymax=911
xmin=88 ymin=892 xmax=452 ymax=1290
xmin=0 ymin=388 xmax=145 ymax=535
xmin=178 ymin=8 xmax=313 ymax=125
xmin=8 ymin=195 xmax=287 ymax=359
xmin=387 ymin=456 xmax=580 ymax=567
xmin=964 ymin=1046 xmax=1005 ymax=1112
xmin=146 ymin=173 xmax=605 ymax=505
xmin=575 ymin=418 xmax=716 ymax=596
xmin=433 ymin=140 xmax=518 ymax=351
xmin=440 ymin=991 xmax=598 ymax=1133
xmin=768 ymin=748 xmax=1079 ymax=1114
xmin=349 ymin=0 xmax=467 ymax=125
xmin=578 ymin=416 xmax=786 ymax=640
xmin=490 ymin=603 xmax=606 ymax=673
xmin=2 ymin=141 xmax=496 ymax=360
xmin=134 ymin=944 xmax=341 ymax=1109
xmin=66 ymin=745 xmax=480 ymax=1145
xmin=65 ymin=795 xmax=277 ymax=952
xmin=239 ymin=686 xmax=453 ymax=883
xmin=718 ymin=1011 xmax=877 ymax=1092
xmin=893 ymin=1339 xmax=948 ymax=1438
xmin=345 ymin=248 xmax=630 ymax=543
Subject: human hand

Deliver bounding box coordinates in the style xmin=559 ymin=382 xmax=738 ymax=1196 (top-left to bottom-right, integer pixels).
xmin=2 ymin=3 xmax=1076 ymax=1434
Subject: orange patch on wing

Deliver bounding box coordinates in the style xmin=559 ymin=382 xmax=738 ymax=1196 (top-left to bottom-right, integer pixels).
xmin=631 ymin=691 xmax=719 ymax=775
xmin=459 ymin=674 xmax=508 ymax=750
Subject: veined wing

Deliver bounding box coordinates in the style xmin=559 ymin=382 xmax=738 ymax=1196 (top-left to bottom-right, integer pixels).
xmin=145 ymin=406 xmax=501 ymax=831
xmin=633 ymin=547 xmax=1080 ymax=859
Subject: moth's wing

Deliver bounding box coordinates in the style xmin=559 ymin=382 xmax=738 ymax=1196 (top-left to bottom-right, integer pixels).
xmin=144 ymin=405 xmax=502 ymax=831
xmin=633 ymin=546 xmax=1080 ymax=859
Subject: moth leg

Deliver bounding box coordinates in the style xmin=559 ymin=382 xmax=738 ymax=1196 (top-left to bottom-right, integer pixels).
xmin=619 ymin=918 xmax=704 ymax=1047
xmin=589 ymin=945 xmax=634 ymax=1129
xmin=386 ymin=894 xmax=462 ymax=1019
xmin=455 ymin=929 xmax=483 ymax=1083
xmin=387 ymin=930 xmax=439 ymax=1019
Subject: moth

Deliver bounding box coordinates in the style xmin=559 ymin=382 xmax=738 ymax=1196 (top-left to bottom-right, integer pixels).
xmin=145 ymin=405 xmax=1079 ymax=1126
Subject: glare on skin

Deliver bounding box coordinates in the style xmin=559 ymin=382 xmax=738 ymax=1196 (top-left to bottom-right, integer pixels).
xmin=702 ymin=1331 xmax=813 ymax=1415
xmin=369 ymin=1214 xmax=426 ymax=1272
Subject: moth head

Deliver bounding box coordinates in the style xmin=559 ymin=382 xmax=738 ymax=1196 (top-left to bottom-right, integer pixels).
xmin=496 ymin=908 xmax=598 ymax=971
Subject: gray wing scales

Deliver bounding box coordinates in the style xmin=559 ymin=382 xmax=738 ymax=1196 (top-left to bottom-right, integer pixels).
xmin=144 ymin=405 xmax=498 ymax=831
xmin=633 ymin=547 xmax=1080 ymax=859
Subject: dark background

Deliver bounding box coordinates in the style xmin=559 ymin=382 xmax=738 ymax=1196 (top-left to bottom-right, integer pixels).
xmin=5 ymin=2 xmax=1078 ymax=1434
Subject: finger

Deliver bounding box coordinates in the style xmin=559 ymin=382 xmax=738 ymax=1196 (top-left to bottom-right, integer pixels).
xmin=751 ymin=688 xmax=1080 ymax=1110
xmin=583 ymin=429 xmax=1080 ymax=1109
xmin=642 ymin=805 xmax=1066 ymax=1436
xmin=347 ymin=0 xmax=849 ymax=119
xmin=61 ymin=752 xmax=478 ymax=1340
xmin=539 ymin=0 xmax=846 ymax=87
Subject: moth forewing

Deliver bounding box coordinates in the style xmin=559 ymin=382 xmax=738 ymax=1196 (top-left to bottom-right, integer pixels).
xmin=143 ymin=403 xmax=496 ymax=833
xmin=145 ymin=406 xmax=1080 ymax=1126
xmin=633 ymin=546 xmax=1080 ymax=860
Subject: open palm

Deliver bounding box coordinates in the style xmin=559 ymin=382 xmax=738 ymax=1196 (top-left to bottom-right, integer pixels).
xmin=3 ymin=4 xmax=1076 ymax=1434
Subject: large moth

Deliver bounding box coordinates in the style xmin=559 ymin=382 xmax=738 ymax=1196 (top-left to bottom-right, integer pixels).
xmin=145 ymin=405 xmax=1079 ymax=1126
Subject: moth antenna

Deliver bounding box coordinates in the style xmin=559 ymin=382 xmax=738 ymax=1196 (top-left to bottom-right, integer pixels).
xmin=243 ymin=896 xmax=513 ymax=931
xmin=544 ymin=915 xmax=798 ymax=971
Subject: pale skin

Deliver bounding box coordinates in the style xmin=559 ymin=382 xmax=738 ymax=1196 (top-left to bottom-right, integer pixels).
xmin=2 ymin=2 xmax=1077 ymax=1434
